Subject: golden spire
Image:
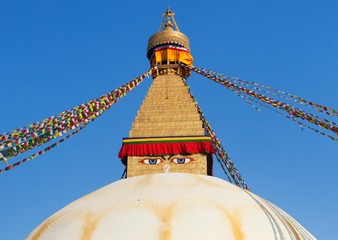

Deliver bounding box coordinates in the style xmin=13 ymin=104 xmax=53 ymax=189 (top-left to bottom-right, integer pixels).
xmin=159 ymin=7 xmax=180 ymax=31
xmin=118 ymin=8 xmax=211 ymax=178
xmin=147 ymin=8 xmax=193 ymax=77
xmin=147 ymin=7 xmax=190 ymax=55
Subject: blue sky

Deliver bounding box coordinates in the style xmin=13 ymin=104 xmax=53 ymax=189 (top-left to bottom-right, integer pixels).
xmin=1 ymin=1 xmax=337 ymax=239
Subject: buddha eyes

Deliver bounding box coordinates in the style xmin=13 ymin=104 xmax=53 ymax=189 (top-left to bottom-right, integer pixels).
xmin=139 ymin=157 xmax=193 ymax=165
xmin=140 ymin=159 xmax=163 ymax=165
xmin=171 ymin=158 xmax=193 ymax=164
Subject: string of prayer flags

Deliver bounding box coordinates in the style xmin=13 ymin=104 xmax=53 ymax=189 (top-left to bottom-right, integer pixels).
xmin=182 ymin=78 xmax=250 ymax=190
xmin=184 ymin=64 xmax=337 ymax=142
xmin=203 ymin=69 xmax=338 ymax=117
xmin=0 ymin=67 xmax=156 ymax=168
xmin=0 ymin=122 xmax=89 ymax=173
xmin=241 ymin=94 xmax=338 ymax=142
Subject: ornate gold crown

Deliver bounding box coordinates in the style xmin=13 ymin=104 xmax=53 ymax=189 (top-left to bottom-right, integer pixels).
xmin=147 ymin=8 xmax=190 ymax=57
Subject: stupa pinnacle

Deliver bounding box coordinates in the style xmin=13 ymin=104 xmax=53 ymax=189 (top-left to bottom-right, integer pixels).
xmin=119 ymin=7 xmax=214 ymax=178
xmin=147 ymin=7 xmax=193 ymax=78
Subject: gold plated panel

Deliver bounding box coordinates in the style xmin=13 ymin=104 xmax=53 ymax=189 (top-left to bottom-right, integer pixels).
xmin=127 ymin=154 xmax=207 ymax=177
xmin=129 ymin=74 xmax=204 ymax=137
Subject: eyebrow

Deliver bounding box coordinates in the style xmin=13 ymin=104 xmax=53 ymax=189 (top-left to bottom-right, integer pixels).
xmin=167 ymin=154 xmax=176 ymax=160
xmin=159 ymin=155 xmax=175 ymax=161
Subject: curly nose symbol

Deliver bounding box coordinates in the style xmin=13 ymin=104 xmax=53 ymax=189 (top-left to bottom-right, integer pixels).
xmin=163 ymin=164 xmax=170 ymax=173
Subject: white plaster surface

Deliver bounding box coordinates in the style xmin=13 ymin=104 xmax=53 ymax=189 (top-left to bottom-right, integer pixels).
xmin=26 ymin=173 xmax=316 ymax=240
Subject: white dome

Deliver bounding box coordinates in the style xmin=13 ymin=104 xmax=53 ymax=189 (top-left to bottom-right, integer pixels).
xmin=26 ymin=173 xmax=315 ymax=240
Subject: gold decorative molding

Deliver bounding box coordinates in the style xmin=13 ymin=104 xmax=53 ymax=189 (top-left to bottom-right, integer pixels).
xmin=147 ymin=7 xmax=190 ymax=54
xmin=147 ymin=29 xmax=190 ymax=52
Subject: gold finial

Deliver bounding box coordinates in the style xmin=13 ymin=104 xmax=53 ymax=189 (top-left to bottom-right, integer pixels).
xmin=147 ymin=7 xmax=193 ymax=77
xmin=148 ymin=8 xmax=190 ymax=53
xmin=165 ymin=19 xmax=173 ymax=29
xmin=159 ymin=7 xmax=180 ymax=32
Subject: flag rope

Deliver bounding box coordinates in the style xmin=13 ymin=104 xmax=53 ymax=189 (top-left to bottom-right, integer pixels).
xmin=0 ymin=67 xmax=156 ymax=168
xmin=182 ymin=77 xmax=249 ymax=190
xmin=184 ymin=64 xmax=337 ymax=142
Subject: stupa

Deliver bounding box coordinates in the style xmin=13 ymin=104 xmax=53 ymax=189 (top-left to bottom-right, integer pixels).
xmin=26 ymin=8 xmax=316 ymax=240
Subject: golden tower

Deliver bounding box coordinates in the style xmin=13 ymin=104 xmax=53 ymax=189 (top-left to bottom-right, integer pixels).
xmin=118 ymin=8 xmax=215 ymax=177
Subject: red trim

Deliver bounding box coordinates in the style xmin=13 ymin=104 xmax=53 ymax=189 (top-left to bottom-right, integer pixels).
xmin=118 ymin=141 xmax=215 ymax=159
xmin=154 ymin=47 xmax=189 ymax=53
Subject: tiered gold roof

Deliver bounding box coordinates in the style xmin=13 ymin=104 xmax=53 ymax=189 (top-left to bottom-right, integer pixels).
xmin=129 ymin=74 xmax=204 ymax=137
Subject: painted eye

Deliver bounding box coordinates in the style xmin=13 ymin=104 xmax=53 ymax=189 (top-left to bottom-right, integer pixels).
xmin=171 ymin=158 xmax=193 ymax=164
xmin=140 ymin=158 xmax=163 ymax=165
